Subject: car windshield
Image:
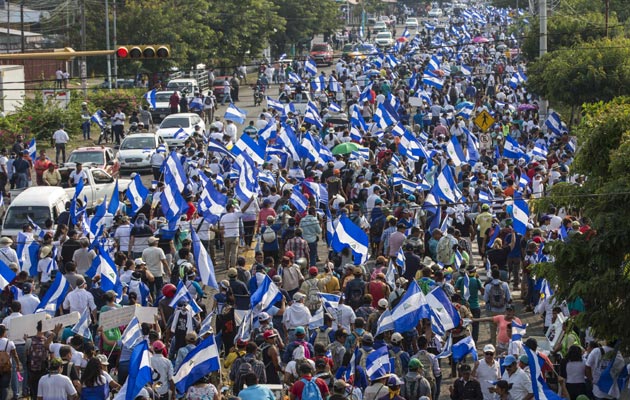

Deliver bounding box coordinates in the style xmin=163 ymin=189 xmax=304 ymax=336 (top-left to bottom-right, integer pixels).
xmin=67 ymin=151 xmax=104 ymax=165
xmin=155 ymin=93 xmax=173 ymax=102
xmin=3 ymin=206 xmax=50 ymax=230
xmin=160 ymin=118 xmax=190 ymax=129
xmin=311 ymin=44 xmax=329 ymax=52
xmin=213 ymin=79 xmax=227 ymax=87
xmin=167 ymin=82 xmax=193 ymax=92
xmin=120 ymin=137 xmax=156 ymax=150
xmin=376 ymin=32 xmax=392 ymax=38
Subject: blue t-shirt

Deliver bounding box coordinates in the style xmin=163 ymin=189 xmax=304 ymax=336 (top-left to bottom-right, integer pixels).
xmin=238 ymin=384 xmax=276 ymax=400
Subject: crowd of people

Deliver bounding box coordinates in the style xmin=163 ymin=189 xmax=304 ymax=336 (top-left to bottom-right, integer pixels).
xmin=0 ymin=3 xmax=629 ymax=400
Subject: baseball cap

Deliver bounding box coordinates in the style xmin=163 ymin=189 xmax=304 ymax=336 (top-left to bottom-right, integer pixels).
xmin=263 ymin=330 xmax=278 ymax=340
xmin=362 ymin=333 xmax=374 ymax=344
xmin=391 ymin=333 xmax=403 ymax=343
xmin=96 ymin=354 xmax=109 ymax=365
xmin=293 ymin=292 xmax=306 ymax=301
xmin=483 ymin=344 xmax=496 ymax=353
xmin=308 ymin=266 xmax=319 ymax=276
xmin=502 ymin=355 xmax=517 ymax=366
xmin=333 ymin=379 xmax=350 ymax=391
xmin=227 ymin=268 xmax=238 ymax=278
xmin=134 ymin=258 xmax=146 ymax=266
xmin=258 ymin=312 xmax=271 ymax=322
xmin=152 ymin=340 xmax=166 ymax=351
xmin=295 ymin=326 xmax=306 ymax=335
xmin=408 ymin=358 xmax=424 ymax=369
xmin=377 ymin=298 xmax=388 ymax=309
xmin=519 ymin=354 xmax=529 ymax=364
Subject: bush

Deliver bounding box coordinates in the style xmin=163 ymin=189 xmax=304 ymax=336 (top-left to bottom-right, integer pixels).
xmin=87 ymin=88 xmax=145 ymax=115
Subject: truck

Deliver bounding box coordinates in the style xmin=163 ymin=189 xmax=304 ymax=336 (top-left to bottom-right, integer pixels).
xmin=0 ymin=65 xmax=25 ymax=114
xmin=167 ymin=68 xmax=210 ymax=99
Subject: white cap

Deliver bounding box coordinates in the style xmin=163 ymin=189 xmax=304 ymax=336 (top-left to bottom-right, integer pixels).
xmin=378 ymin=298 xmax=389 ymax=309
xmin=483 ymin=344 xmax=496 ymax=353
xmin=391 ymin=332 xmax=403 ymax=343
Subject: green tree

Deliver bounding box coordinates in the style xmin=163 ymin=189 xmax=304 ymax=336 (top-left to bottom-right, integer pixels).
xmin=527 ymin=37 xmax=630 ymax=108
xmin=534 ymin=97 xmax=630 ymax=350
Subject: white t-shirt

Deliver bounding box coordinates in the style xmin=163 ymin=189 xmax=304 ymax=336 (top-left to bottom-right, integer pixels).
xmin=52 ymin=129 xmax=69 ymax=144
xmin=0 ymin=337 xmax=16 ymax=354
xmin=112 ymin=112 xmax=126 ymax=126
xmin=474 ymin=359 xmax=501 ymax=400
xmin=502 ymin=367 xmax=532 ymax=400
xmin=37 ymin=373 xmax=77 ymax=400
xmin=69 ymin=169 xmax=87 ymax=185
xmin=586 ymin=345 xmax=624 ymax=399
xmin=38 ymin=257 xmax=53 ymax=283
xmin=220 ymin=212 xmax=242 ymax=238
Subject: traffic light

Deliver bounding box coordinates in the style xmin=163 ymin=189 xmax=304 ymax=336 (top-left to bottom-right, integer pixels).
xmin=116 ymin=45 xmax=170 ymax=59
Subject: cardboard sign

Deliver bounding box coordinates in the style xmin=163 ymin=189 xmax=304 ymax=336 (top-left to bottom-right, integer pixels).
xmin=546 ymin=313 xmax=566 ymax=350
xmin=99 ymin=306 xmax=136 ymax=330
xmin=135 ymin=307 xmax=158 ymax=325
xmin=408 ymin=96 xmax=424 ymax=107
xmin=8 ymin=313 xmax=48 ymax=341
xmin=41 ymin=312 xmax=80 ymax=332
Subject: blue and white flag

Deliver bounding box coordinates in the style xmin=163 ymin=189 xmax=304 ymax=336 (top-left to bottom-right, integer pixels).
xmin=385 ymin=260 xmax=397 ymax=289
xmin=350 ymin=105 xmax=368 ymax=131
xmin=71 ymin=308 xmax=92 ymax=339
xmin=276 ymin=123 xmax=303 ymax=161
xmin=309 ymin=305 xmax=325 ymax=329
xmin=224 ymin=103 xmax=247 ymax=124
xmin=428 ymin=54 xmax=441 ymax=71
xmin=319 ymin=292 xmax=340 ymax=316
xmin=266 ymin=96 xmax=285 ymax=112
xmin=259 ymin=119 xmax=278 ymax=141
xmin=199 ymin=312 xmax=214 ymax=335
xmin=108 ymin=180 xmax=120 ymax=215
xmin=27 ymin=139 xmax=36 ymax=160
xmin=460 ymin=65 xmax=472 ymax=76
xmin=290 ymin=186 xmax=310 ymax=213
xmin=376 ymin=281 xmax=429 ymax=335
xmin=523 ymin=345 xmax=565 ymax=400
xmin=120 ymin=317 xmax=143 ymax=348
xmin=545 ymin=111 xmax=565 ymax=136
xmin=331 ymin=215 xmax=369 ymax=265
xmin=437 ymin=334 xmax=453 ymax=359
xmin=304 ymin=101 xmax=324 ymax=129
xmin=465 ymin=128 xmax=480 ymax=164
xmin=359 ymin=83 xmax=374 ymax=103
xmin=509 ymin=69 xmax=527 ymax=89
xmin=452 ymin=336 xmax=478 ymax=363
xmin=143 ymin=89 xmax=157 ymax=109
xmin=425 ymin=22 xmax=436 ymax=30
xmin=512 ymin=192 xmax=530 ymax=235
xmin=190 ymin=226 xmax=218 ymax=290
xmin=329 ymin=76 xmax=342 ymax=92
xmin=365 ymin=345 xmax=392 ymax=381
xmin=519 ymin=174 xmax=531 ymax=192
xmin=329 ymin=101 xmax=342 ymax=113
xmin=250 ymin=275 xmax=282 ymax=311
xmin=532 ymin=143 xmax=548 ymax=158
xmin=207 ymin=139 xmax=235 ymax=160
xmin=160 ymin=181 xmax=189 ymax=222
xmin=164 ymin=151 xmax=187 ymax=191
xmin=422 ymin=73 xmax=444 ymax=90
xmin=90 ymin=248 xmax=122 ymax=297
xmin=173 ymin=128 xmax=189 ymax=140
xmin=455 ymin=101 xmax=474 ymax=119
xmin=124 ymin=341 xmax=153 ymax=400
xmin=233 ymin=153 xmax=259 ymax=203
xmin=126 ymin=174 xmax=148 ymax=217
xmin=487 ymin=225 xmax=500 ymax=248
xmin=446 ymin=135 xmax=467 ymax=166
xmin=426 ymin=286 xmax=461 ymax=335
xmin=302 ymin=181 xmax=328 ymax=207
xmin=305 ymin=59 xmax=318 ymax=76
xmin=463 ymin=273 xmax=471 ymax=301
xmin=35 ymin=273 xmax=69 ymax=316
xmin=169 ymin=281 xmax=202 ymax=314
xmin=233 ymin=133 xmax=265 ymax=165
xmin=374 ymin=103 xmax=398 ymax=129
xmin=173 ymin=334 xmax=221 ymax=394
xmin=478 ymin=190 xmax=492 ymax=205
xmin=91 ymin=111 xmax=105 ymax=128
xmin=0 ymin=259 xmax=16 ymax=289
xmin=511 ymin=321 xmax=528 ymax=341
xmin=503 ymin=136 xmax=527 ymax=159
xmin=434 ymin=166 xmax=462 ymax=203
xmin=395 ymin=247 xmax=406 ymax=275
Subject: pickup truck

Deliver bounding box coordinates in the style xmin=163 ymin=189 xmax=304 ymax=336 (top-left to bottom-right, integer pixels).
xmin=59 ymin=167 xmax=131 ymax=208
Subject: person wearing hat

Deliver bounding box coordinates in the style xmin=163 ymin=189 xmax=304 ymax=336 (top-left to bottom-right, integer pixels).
xmin=142 ymin=235 xmax=168 ymax=298
xmin=475 ymin=204 xmax=493 ymax=257
xmin=174 ymin=332 xmax=198 ymax=370
xmin=449 ymin=363 xmax=483 ymax=400
xmin=18 ymin=282 xmax=40 ymax=315
xmin=0 ymin=237 xmax=18 ymax=265
xmin=367 ymin=297 xmax=389 ymax=335
xmin=62 ymin=276 xmax=97 ymax=319
xmin=282 ymin=318 xmax=314 ymax=362
xmin=389 ymin=332 xmax=410 ymax=377
xmin=472 ymin=344 xmax=501 ymax=400
xmin=37 ymin=245 xmax=55 ymax=283
xmin=35 ymin=357 xmax=77 ymax=400
xmin=299 ymin=266 xmax=323 ymax=313
xmin=219 ymin=196 xmax=256 ymax=269
xmin=454 ymin=265 xmax=483 ymax=342
xmin=227 ymin=267 xmax=250 ymax=310
xmin=150 ymin=340 xmax=175 ymax=399
xmin=261 ymin=330 xmax=283 ymax=385
xmin=402 ymin=358 xmax=432 ymax=400
xmin=499 ymin=354 xmax=532 ymax=400
xmin=329 ymin=379 xmax=353 ymax=400
xmin=344 ymin=266 xmax=366 ymax=310
xmin=384 ymin=374 xmax=406 ymax=400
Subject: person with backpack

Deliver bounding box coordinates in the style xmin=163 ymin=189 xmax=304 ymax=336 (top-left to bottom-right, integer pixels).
xmin=344 ymin=267 xmax=365 ymax=310
xmin=229 ymin=342 xmax=267 ymax=394
xmin=58 ymin=345 xmax=80 ymax=395
xmin=309 ymin=314 xmax=335 ymax=350
xmin=283 ymin=326 xmax=314 ymax=365
xmin=481 ymin=269 xmax=512 ymax=348
xmin=327 ymin=329 xmax=348 ymax=373
xmin=300 ymin=267 xmax=323 ymax=314
xmin=389 ymin=333 xmax=410 ymax=377
xmin=289 ymin=362 xmax=330 ymax=400
xmin=0 ymin=324 xmax=20 ymax=400
xmin=261 ymin=216 xmax=282 ymax=264
xmin=585 ymin=340 xmax=626 ymax=400
xmin=27 ymin=321 xmax=52 ymax=400
xmin=413 ymin=335 xmax=441 ymax=399
xmin=35 ymin=358 xmax=77 ymax=400
xmin=455 ymin=265 xmax=485 ymax=342
xmin=261 ymin=330 xmax=283 ymax=385
xmin=401 ymin=358 xmax=432 ymax=400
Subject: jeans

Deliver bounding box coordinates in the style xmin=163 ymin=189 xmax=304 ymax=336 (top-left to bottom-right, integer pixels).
xmin=471 ymin=307 xmax=481 ymax=342
xmin=0 ymin=372 xmax=9 ymax=400
xmin=243 ymin=220 xmax=256 ymax=247
xmin=14 ymin=173 xmax=28 ymax=189
xmin=507 ymin=257 xmax=521 ymax=285
xmin=221 ymin=93 xmax=232 ymax=105
xmin=82 ymin=121 xmax=91 ymax=139
xmin=149 ymin=276 xmax=164 ymax=299
xmin=113 ymin=125 xmax=124 ymax=144
xmin=308 ymin=241 xmax=318 ymax=267
xmin=55 ymin=143 xmax=66 ymax=164
xmin=224 ymin=237 xmax=239 ymax=268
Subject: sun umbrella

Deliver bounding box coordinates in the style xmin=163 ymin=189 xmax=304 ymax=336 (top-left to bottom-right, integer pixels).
xmin=332 ymin=142 xmax=364 ymax=155
xmin=517 ymin=104 xmax=538 ymax=111
xmin=396 ymin=37 xmax=408 ymax=43
xmin=472 ymin=36 xmax=489 ymax=43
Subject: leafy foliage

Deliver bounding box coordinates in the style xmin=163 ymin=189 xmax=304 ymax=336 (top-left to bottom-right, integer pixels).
xmin=87 ymin=89 xmax=144 ymax=116
xmin=537 ymin=97 xmax=630 ymax=349
xmin=527 ymin=38 xmax=630 ymax=107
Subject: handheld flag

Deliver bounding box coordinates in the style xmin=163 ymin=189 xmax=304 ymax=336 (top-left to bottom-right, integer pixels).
xmin=125 ymin=341 xmax=153 ymax=400
xmin=173 ymin=334 xmax=221 ymax=394
xmin=120 ymin=317 xmax=143 ymax=348
xmin=224 ymin=103 xmax=247 ymax=124
xmin=426 ymin=286 xmax=461 ymax=335
xmin=71 ymin=308 xmax=92 ymax=339
xmin=365 ymin=345 xmax=392 ymax=381
xmin=250 ymin=275 xmax=282 ymax=311
xmin=143 ymin=89 xmax=157 ymax=109
xmin=331 ymin=215 xmax=369 ymax=265
xmin=35 ymin=273 xmax=69 ymax=316
xmin=190 ymin=225 xmax=219 ymax=290
xmin=376 ymin=280 xmax=429 ymax=335
xmin=126 ymin=174 xmax=149 ymax=217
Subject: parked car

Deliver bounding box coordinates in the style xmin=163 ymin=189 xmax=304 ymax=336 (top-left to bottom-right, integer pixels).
xmin=150 ymin=90 xmax=179 ymax=122
xmin=374 ymin=31 xmax=394 ymax=48
xmin=405 ymin=17 xmax=419 ymax=30
xmin=428 ymin=8 xmax=444 ymax=17
xmin=341 ymin=43 xmax=379 ymax=61
xmin=309 ymin=43 xmax=334 ymax=66
xmin=118 ymin=133 xmax=168 ymax=171
xmin=373 ymin=21 xmax=388 ymax=33
xmin=166 ymin=78 xmax=199 ymax=100
xmin=212 ymin=76 xmax=231 ymax=98
xmin=1 ymin=187 xmax=69 ymax=239
xmin=64 ymin=146 xmax=120 ymax=177
xmin=156 ymin=113 xmax=205 ymax=147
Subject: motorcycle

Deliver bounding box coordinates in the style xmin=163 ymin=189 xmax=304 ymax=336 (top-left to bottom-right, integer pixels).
xmin=253 ymin=85 xmax=264 ymax=107
xmin=97 ymin=124 xmax=112 ymax=145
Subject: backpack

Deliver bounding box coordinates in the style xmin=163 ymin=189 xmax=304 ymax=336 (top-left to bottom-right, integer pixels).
xmin=300 ymin=377 xmax=324 ymax=400
xmin=436 ymin=238 xmax=454 ymax=265
xmin=415 ymin=351 xmax=435 ymax=386
xmin=204 ymin=96 xmax=212 ymax=106
xmin=0 ymin=341 xmax=11 ymax=373
xmin=293 ymin=341 xmax=312 ymax=360
xmin=389 ymin=349 xmax=405 ymax=377
xmin=488 ymin=282 xmax=507 ymax=309
xmin=305 ymin=279 xmax=321 ymax=312
xmin=28 ymin=335 xmax=49 ymax=372
xmin=233 ymin=362 xmax=253 ymax=393
xmin=262 ymin=226 xmax=277 ymax=243
xmin=314 ymin=327 xmax=332 ymax=348
xmin=358 ymin=348 xmax=371 ymax=371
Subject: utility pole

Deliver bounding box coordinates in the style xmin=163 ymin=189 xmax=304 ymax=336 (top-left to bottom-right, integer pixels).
xmin=113 ymin=0 xmax=117 ymax=87
xmin=20 ymin=1 xmax=24 ymax=53
xmin=604 ymin=0 xmax=610 ymax=37
xmin=539 ymin=0 xmax=548 ymax=123
xmin=80 ymin=0 xmax=87 ymax=96
xmin=105 ymin=0 xmax=112 ymax=89
xmin=6 ymin=0 xmax=9 ymax=53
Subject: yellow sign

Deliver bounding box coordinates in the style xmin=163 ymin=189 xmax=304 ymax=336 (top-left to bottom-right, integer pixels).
xmin=474 ymin=110 xmax=495 ymax=132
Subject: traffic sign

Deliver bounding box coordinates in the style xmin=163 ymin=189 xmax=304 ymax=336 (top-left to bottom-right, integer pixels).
xmin=474 ymin=110 xmax=495 ymax=131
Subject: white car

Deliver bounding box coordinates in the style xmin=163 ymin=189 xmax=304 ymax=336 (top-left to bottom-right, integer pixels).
xmin=405 ymin=17 xmax=419 ymax=30
xmin=374 ymin=31 xmax=394 ymax=48
xmin=373 ymin=21 xmax=388 ymax=32
xmin=428 ymin=8 xmax=443 ymax=17
xmin=156 ymin=113 xmax=206 ymax=147
xmin=118 ymin=133 xmax=168 ymax=170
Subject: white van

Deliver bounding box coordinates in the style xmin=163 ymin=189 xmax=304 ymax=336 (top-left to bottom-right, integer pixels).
xmin=166 ymin=78 xmax=199 ymax=100
xmin=1 ymin=187 xmax=70 ymax=239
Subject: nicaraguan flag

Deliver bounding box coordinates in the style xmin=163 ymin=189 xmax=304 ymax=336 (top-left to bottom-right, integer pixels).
xmin=91 ymin=248 xmax=122 ymax=297
xmin=359 ymin=83 xmax=373 ymax=103
xmin=169 ymin=281 xmax=202 ymax=314
xmin=71 ymin=308 xmax=92 ymax=339
xmin=446 ymin=135 xmax=467 ymax=166
xmin=250 ymin=275 xmax=282 ymax=311
xmin=190 ymin=226 xmax=218 ymax=290
xmin=36 ymin=272 xmax=69 ymax=316
xmin=545 ymin=111 xmax=564 ymax=135
xmin=173 ymin=128 xmax=189 ymax=140
xmin=276 ymin=123 xmax=303 ymax=161
xmin=512 ymin=192 xmax=530 ymax=235
xmin=319 ymin=292 xmax=340 ymax=316
xmin=233 ymin=153 xmax=259 ymax=202
xmin=305 ymin=59 xmax=318 ymax=76
xmin=419 ymin=90 xmax=432 ymax=105
xmin=207 ymin=139 xmax=235 ymax=160
xmin=91 ymin=111 xmax=105 ymax=128
xmin=27 ymin=139 xmax=36 ymax=160
xmin=385 ymin=260 xmax=396 ymax=289
xmin=487 ymin=225 xmax=500 ymax=248
xmin=532 ymin=142 xmax=548 ymax=158
xmin=452 ymin=336 xmax=478 ymax=363
xmin=120 ymin=317 xmax=143 ymax=348
xmin=460 ymin=65 xmax=472 ymax=76
xmin=198 ymin=176 xmax=227 ymax=223
xmin=266 ymin=96 xmax=285 ymax=112
xmin=376 ymin=280 xmax=429 ymax=335
xmin=395 ymin=247 xmax=406 ymax=274
xmin=523 ymin=345 xmax=565 ymax=400
xmin=478 ymin=190 xmax=492 ymax=205
xmin=124 ymin=341 xmax=153 ymax=400
xmin=173 ymin=334 xmax=220 ymax=394
xmin=325 ymin=209 xmax=335 ymax=245
xmin=464 ymin=127 xmax=480 ymax=164
xmin=259 ymin=119 xmax=277 ymax=141
xmin=304 ymin=101 xmax=324 ymax=129
xmin=365 ymin=345 xmax=392 ymax=380
xmin=309 ymin=305 xmax=325 ymax=329
xmin=199 ymin=312 xmax=214 ymax=335
xmin=519 ymin=174 xmax=531 ymax=191
xmin=463 ymin=273 xmax=471 ymax=301
xmin=224 ymin=103 xmax=247 ymax=124
xmin=328 ymin=101 xmax=341 ymax=113
xmin=126 ymin=174 xmax=149 ymax=216
xmin=290 ymin=186 xmax=310 ymax=213
xmin=455 ymin=101 xmax=474 ymax=119
xmin=422 ymin=73 xmax=444 ymax=90
xmin=426 ymin=286 xmax=461 ymax=335
xmin=437 ymin=334 xmax=453 ymax=359
xmin=0 ymin=259 xmax=16 ymax=289
xmin=425 ymin=22 xmax=436 ymax=30
xmin=434 ymin=166 xmax=462 ymax=203
xmin=329 ymin=76 xmax=341 ymax=92
xmin=108 ymin=180 xmax=120 ymax=215
xmin=233 ymin=133 xmax=266 ymax=165
xmin=428 ymin=54 xmax=441 ymax=71
xmin=302 ymin=179 xmax=328 ymax=206
xmin=350 ymin=104 xmax=368 ymax=131
xmin=160 ymin=181 xmax=189 ymax=222
xmin=503 ymin=135 xmax=527 ymax=159
xmin=331 ymin=214 xmax=369 ymax=265
xmin=511 ymin=321 xmax=528 ymax=341
xmin=374 ymin=102 xmax=399 ymax=129
xmin=143 ymin=89 xmax=157 ymax=109
xmin=287 ymin=72 xmax=301 ymax=84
